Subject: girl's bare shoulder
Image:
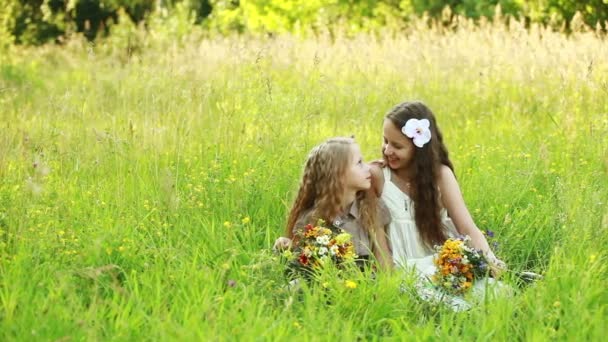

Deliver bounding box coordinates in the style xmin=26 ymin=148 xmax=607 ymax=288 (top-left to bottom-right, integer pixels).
xmin=438 ymin=164 xmax=456 ymax=181
xmin=437 ymin=164 xmax=464 ymax=203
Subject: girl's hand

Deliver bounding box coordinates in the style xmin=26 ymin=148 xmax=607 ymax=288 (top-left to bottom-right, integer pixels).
xmin=488 ymin=257 xmax=507 ymax=278
xmin=273 ymin=237 xmax=292 ymax=252
xmin=369 ymin=159 xmax=386 ymax=168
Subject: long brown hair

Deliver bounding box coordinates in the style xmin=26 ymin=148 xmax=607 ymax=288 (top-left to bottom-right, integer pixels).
xmin=285 ymin=138 xmax=381 ymax=246
xmin=385 ymin=101 xmax=454 ymax=248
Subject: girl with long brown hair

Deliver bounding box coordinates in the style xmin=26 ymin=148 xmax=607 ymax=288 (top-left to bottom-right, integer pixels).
xmin=275 ymin=137 xmax=392 ymax=270
xmin=371 ymin=101 xmax=506 ymax=276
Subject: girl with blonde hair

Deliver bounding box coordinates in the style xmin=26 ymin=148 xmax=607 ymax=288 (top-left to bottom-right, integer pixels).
xmin=276 ymin=137 xmax=392 ymax=270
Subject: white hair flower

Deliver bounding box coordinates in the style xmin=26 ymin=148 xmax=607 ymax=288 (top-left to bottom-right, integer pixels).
xmin=402 ymin=118 xmax=432 ymax=148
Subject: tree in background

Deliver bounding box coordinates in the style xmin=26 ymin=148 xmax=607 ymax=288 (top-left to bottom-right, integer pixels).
xmin=408 ymin=0 xmax=522 ymax=19
xmin=0 ymin=0 xmax=210 ymax=45
xmin=0 ymin=0 xmax=65 ymax=45
xmin=523 ymin=0 xmax=608 ymax=30
xmin=206 ymin=0 xmax=607 ymax=34
xmin=205 ymin=0 xmax=408 ymax=34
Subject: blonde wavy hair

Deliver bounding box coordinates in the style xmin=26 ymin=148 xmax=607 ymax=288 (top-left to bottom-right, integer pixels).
xmin=285 ymin=137 xmax=382 ymax=249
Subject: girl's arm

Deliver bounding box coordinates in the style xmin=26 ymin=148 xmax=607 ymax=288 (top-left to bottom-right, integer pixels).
xmin=437 ymin=165 xmax=506 ymax=272
xmin=274 ymin=211 xmax=312 ymax=251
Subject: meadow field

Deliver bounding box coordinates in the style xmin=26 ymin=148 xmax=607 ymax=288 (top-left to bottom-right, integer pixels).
xmin=0 ymin=19 xmax=607 ymax=340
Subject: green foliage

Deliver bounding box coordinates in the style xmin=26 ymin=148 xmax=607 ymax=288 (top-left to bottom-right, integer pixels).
xmin=524 ymin=0 xmax=608 ymax=30
xmin=204 ymin=0 xmax=608 ymax=36
xmin=215 ymin=0 xmax=337 ymax=34
xmin=0 ymin=0 xmax=63 ymax=45
xmin=1 ymin=0 xmax=607 ymax=46
xmin=0 ymin=0 xmax=210 ymax=45
xmin=408 ymin=0 xmax=523 ymax=18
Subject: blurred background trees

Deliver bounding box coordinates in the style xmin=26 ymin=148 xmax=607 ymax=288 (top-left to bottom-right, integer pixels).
xmin=0 ymin=0 xmax=606 ymax=46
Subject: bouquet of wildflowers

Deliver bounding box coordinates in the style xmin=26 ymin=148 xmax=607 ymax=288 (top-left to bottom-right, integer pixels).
xmin=284 ymin=220 xmax=357 ymax=277
xmin=432 ymin=236 xmax=490 ymax=295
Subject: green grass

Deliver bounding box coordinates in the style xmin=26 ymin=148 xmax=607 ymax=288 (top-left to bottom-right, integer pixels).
xmin=0 ymin=20 xmax=607 ymax=340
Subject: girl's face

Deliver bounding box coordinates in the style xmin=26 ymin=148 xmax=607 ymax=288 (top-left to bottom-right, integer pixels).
xmin=344 ymin=143 xmax=371 ymax=192
xmin=382 ymin=119 xmax=415 ymax=170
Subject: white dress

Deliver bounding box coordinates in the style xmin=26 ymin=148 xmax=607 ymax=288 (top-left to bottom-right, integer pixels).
xmin=381 ymin=167 xmax=509 ymax=310
xmin=381 ymin=167 xmax=457 ymax=275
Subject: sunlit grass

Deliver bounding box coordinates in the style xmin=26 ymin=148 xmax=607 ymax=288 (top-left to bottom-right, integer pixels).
xmin=0 ymin=18 xmax=607 ymax=340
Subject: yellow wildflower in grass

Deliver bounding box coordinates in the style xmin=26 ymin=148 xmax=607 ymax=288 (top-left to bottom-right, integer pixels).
xmin=345 ymin=280 xmax=357 ymax=289
xmin=223 ymin=221 xmax=232 ymax=228
xmin=241 ymin=216 xmax=250 ymax=224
